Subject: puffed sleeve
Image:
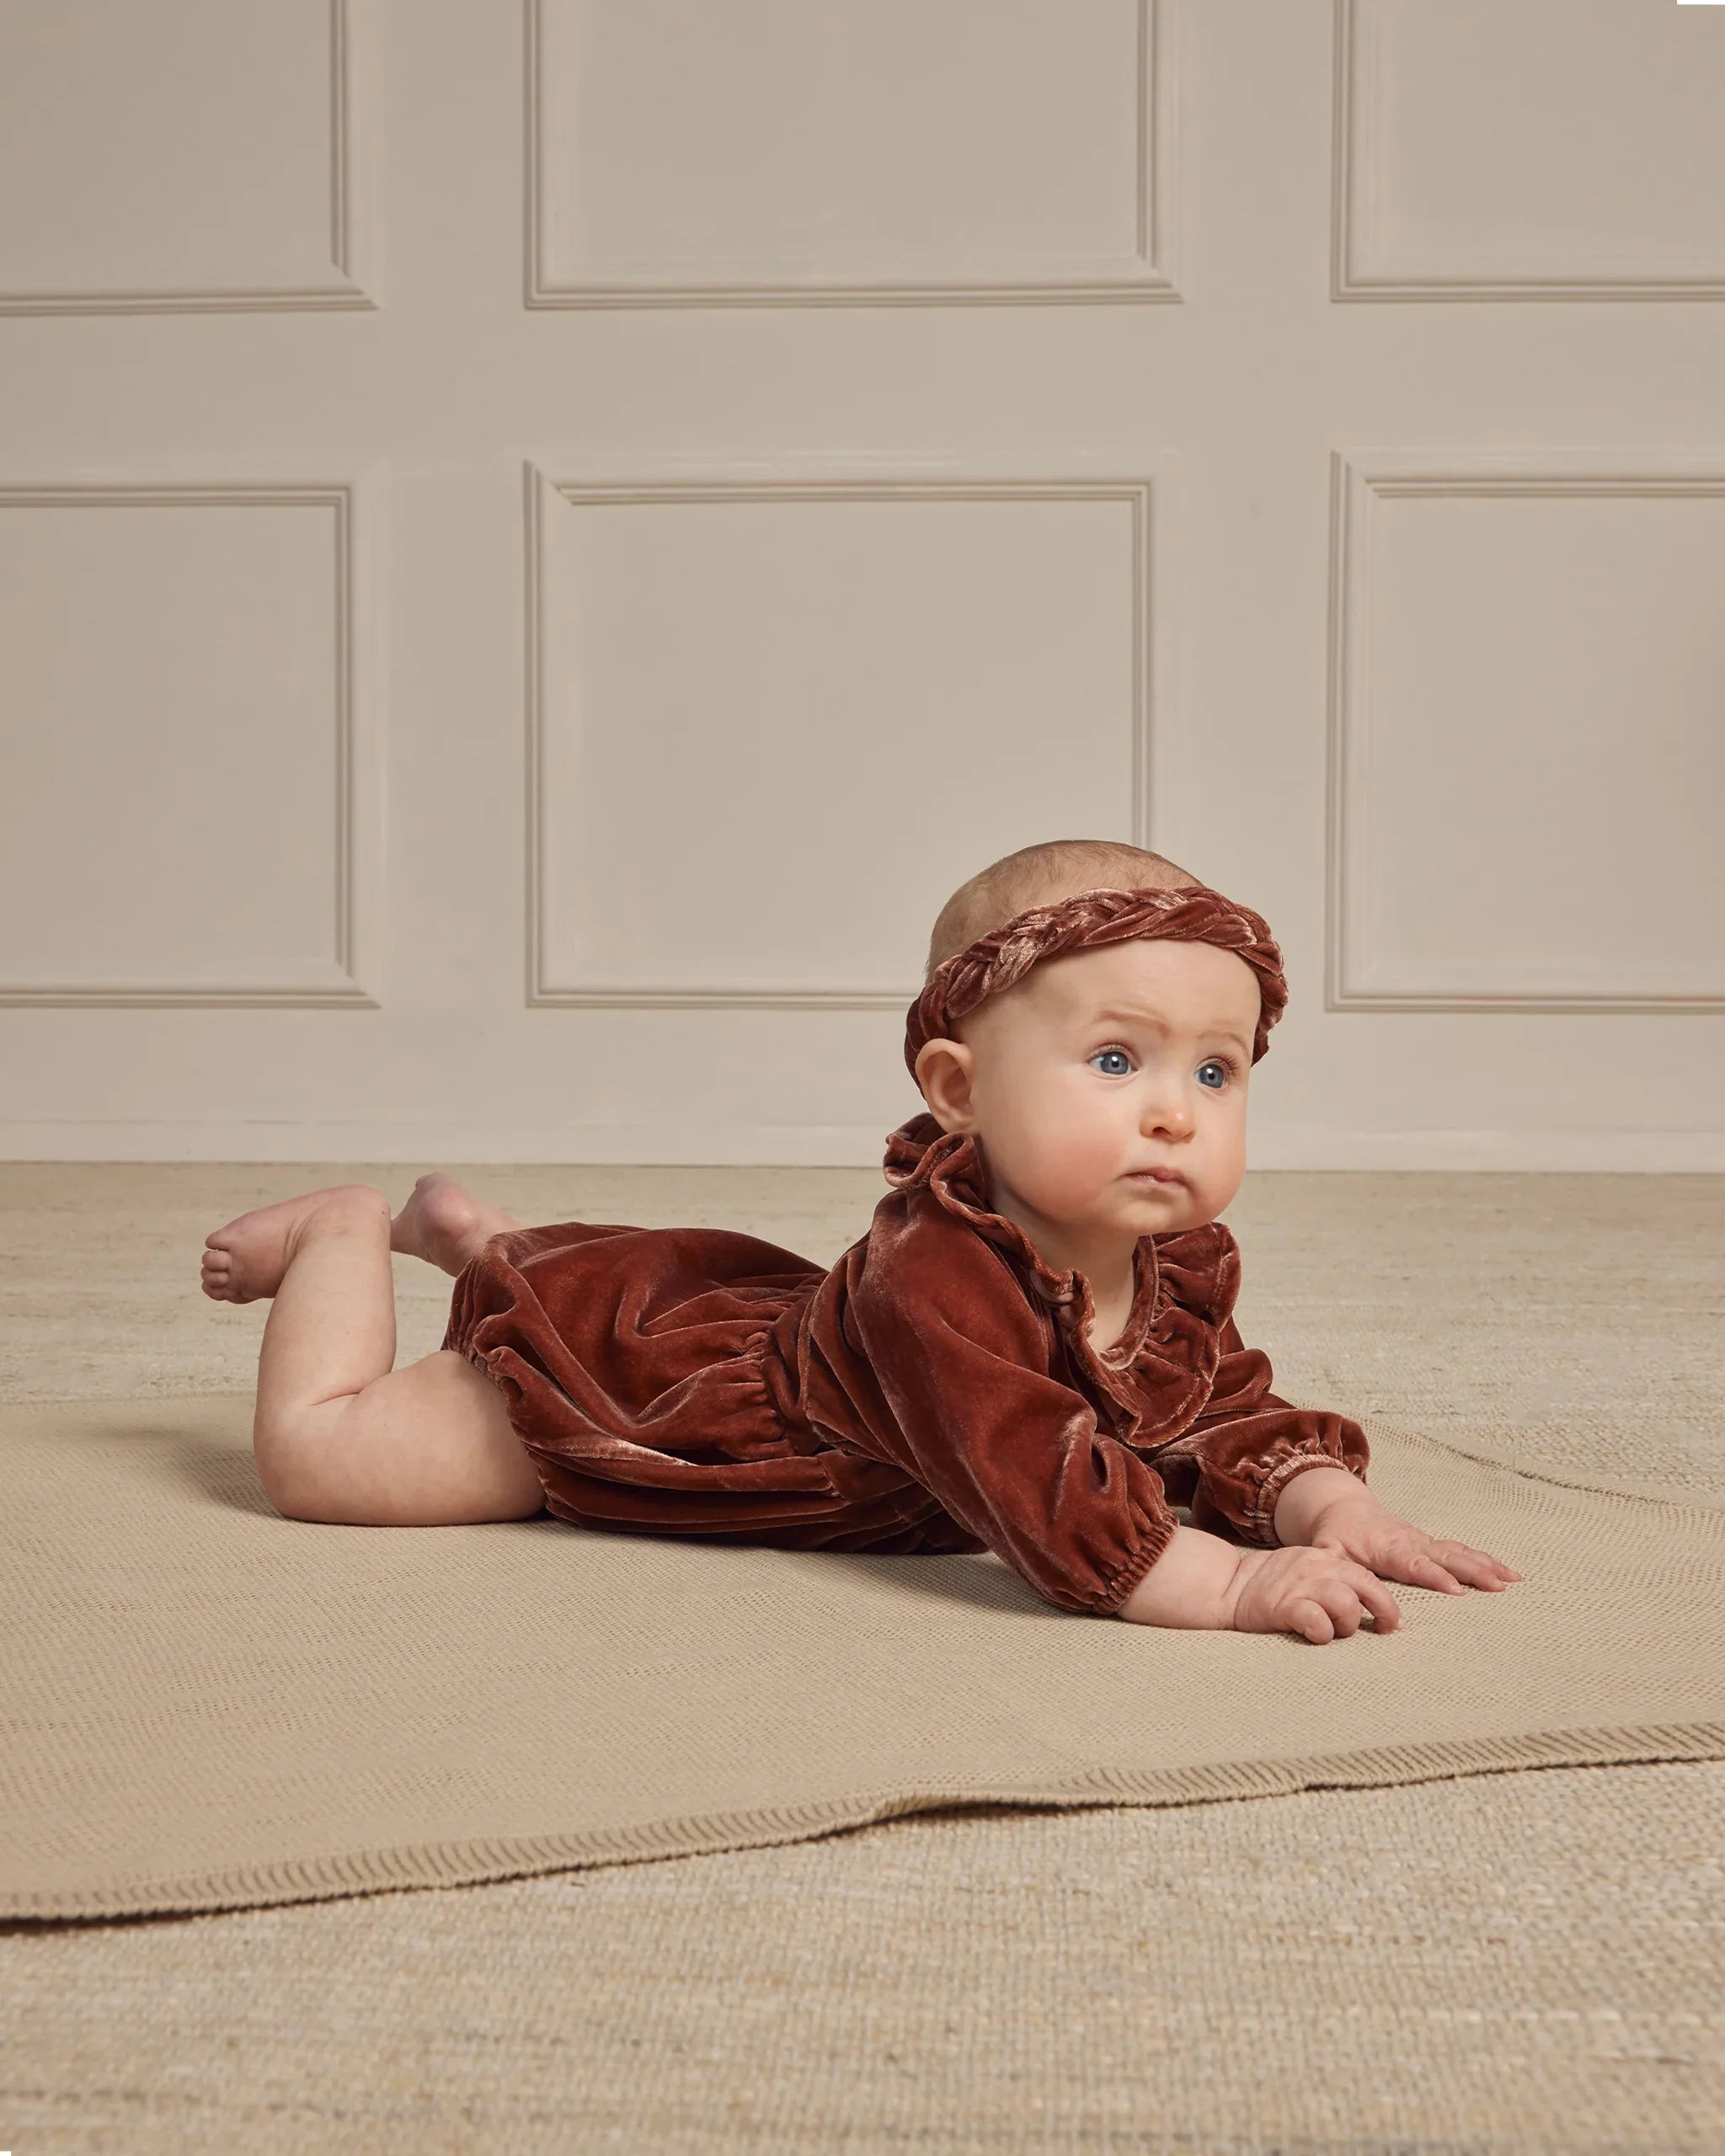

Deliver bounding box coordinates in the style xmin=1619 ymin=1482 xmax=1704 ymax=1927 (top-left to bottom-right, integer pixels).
xmin=1180 ymin=1316 xmax=1371 ymax=1547
xmin=842 ymin=1209 xmax=1180 ymax=1618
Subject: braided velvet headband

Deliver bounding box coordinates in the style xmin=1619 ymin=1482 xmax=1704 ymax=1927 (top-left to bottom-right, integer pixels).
xmin=903 ymin=883 xmax=1288 ymax=1079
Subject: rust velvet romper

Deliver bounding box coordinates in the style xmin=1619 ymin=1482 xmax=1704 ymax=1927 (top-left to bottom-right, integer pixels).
xmin=441 ymin=1113 xmax=1371 ymax=1619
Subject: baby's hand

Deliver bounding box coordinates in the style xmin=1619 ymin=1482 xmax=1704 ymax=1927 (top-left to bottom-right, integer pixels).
xmin=1310 ymin=1493 xmax=1524 ymax=1598
xmin=1227 ymin=1545 xmax=1402 ymax=1644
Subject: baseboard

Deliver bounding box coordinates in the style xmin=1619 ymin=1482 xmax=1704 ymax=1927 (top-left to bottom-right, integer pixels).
xmin=1257 ymin=1124 xmax=1725 ymax=1171
xmin=2 ymin=1119 xmax=1721 ymax=1171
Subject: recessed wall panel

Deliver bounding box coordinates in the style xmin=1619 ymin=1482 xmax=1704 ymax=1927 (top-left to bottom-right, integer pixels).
xmin=531 ymin=0 xmax=1169 ymax=302
xmin=0 ymin=0 xmax=366 ymax=311
xmin=1332 ymin=460 xmax=1725 ymax=1007
xmin=1337 ymin=0 xmax=1725 ymax=296
xmin=0 ymin=488 xmax=365 ymax=1001
xmin=531 ymin=477 xmax=1151 ymax=1002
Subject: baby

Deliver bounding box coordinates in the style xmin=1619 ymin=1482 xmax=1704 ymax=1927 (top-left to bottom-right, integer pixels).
xmin=201 ymin=837 xmax=1522 ymax=1643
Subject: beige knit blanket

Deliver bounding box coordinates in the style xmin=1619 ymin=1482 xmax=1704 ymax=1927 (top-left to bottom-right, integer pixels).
xmin=4 ymin=1390 xmax=1722 ymax=1923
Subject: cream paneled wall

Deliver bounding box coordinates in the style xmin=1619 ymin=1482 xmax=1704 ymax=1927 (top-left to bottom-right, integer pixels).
xmin=529 ymin=0 xmax=1175 ymax=304
xmin=0 ymin=0 xmax=1721 ymax=1168
xmin=527 ymin=472 xmax=1155 ymax=1006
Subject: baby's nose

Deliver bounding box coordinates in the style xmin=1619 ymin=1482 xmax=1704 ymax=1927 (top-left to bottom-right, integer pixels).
xmin=1141 ymin=1093 xmax=1193 ymax=1135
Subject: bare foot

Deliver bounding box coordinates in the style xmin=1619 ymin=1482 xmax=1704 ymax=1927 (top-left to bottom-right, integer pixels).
xmin=201 ymin=1184 xmax=388 ymax=1305
xmin=389 ymin=1172 xmax=522 ymax=1277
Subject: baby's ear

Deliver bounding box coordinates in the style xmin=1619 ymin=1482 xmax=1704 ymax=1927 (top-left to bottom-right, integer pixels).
xmin=914 ymin=1038 xmax=978 ymax=1133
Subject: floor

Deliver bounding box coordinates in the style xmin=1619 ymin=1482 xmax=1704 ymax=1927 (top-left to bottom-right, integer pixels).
xmin=2 ymin=1162 xmax=1722 ymax=2154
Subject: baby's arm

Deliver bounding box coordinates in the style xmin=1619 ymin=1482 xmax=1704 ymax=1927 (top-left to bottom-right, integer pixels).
xmin=1115 ymin=1520 xmax=1402 ymax=1643
xmin=1123 ymin=1460 xmax=1521 ymax=1638
xmin=1173 ymin=1323 xmax=1523 ymax=1610
xmin=841 ymin=1216 xmax=1183 ymax=1618
xmin=1276 ymin=1468 xmax=1524 ymax=1598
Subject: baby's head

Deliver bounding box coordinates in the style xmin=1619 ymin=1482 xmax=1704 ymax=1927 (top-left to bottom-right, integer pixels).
xmin=906 ymin=841 xmax=1285 ymax=1244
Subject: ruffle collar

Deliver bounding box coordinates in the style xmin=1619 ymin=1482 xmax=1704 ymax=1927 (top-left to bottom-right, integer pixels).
xmin=882 ymin=1113 xmax=1240 ymax=1443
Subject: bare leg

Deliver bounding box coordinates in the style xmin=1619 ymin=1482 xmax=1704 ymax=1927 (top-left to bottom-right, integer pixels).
xmin=388 ymin=1171 xmax=526 ymax=1277
xmin=201 ymin=1183 xmax=543 ymax=1526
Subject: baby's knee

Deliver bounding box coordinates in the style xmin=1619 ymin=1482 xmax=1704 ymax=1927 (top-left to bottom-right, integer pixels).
xmin=254 ymin=1360 xmax=543 ymax=1526
xmin=252 ymin=1406 xmax=337 ymax=1521
xmin=253 ymin=1390 xmax=381 ymax=1522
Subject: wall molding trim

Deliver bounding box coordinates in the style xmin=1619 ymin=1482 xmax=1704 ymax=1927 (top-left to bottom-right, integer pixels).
xmin=0 ymin=479 xmax=379 ymax=1007
xmin=525 ymin=0 xmax=1180 ymax=307
xmin=1326 ymin=449 xmax=1725 ymax=1015
xmin=1330 ymin=0 xmax=1725 ymax=303
xmin=524 ymin=459 xmax=1164 ymax=1008
xmin=0 ymin=0 xmax=375 ymax=317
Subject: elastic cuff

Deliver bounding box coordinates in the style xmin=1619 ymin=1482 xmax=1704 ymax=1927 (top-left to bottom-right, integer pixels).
xmin=1095 ymin=1505 xmax=1180 ymax=1617
xmin=1243 ymin=1449 xmax=1363 ymax=1545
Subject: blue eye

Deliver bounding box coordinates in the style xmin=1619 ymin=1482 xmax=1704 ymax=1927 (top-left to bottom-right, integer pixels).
xmin=1090 ymin=1046 xmax=1242 ymax=1087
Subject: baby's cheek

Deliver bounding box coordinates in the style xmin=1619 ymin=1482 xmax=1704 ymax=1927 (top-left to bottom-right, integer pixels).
xmin=1000 ymin=1086 xmax=1123 ymax=1213
xmin=1046 ymin=1128 xmax=1125 ymax=1210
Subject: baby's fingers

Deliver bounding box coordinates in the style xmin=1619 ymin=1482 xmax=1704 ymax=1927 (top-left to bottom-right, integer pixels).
xmin=1373 ymin=1547 xmax=1467 ymax=1593
xmin=1351 ymin=1568 xmax=1402 ymax=1632
xmin=1294 ymin=1569 xmax=1399 ymax=1642
xmin=1433 ymin=1540 xmax=1525 ymax=1590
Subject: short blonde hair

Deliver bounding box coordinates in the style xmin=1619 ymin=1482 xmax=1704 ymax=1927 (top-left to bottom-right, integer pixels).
xmin=923 ymin=841 xmax=1204 ymax=985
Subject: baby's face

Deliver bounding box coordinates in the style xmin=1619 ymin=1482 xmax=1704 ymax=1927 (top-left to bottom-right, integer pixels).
xmin=946 ymin=938 xmax=1259 ymax=1241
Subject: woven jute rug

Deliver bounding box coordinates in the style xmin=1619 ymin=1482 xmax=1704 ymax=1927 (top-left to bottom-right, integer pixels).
xmin=4 ymin=1388 xmax=1722 ymax=1924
